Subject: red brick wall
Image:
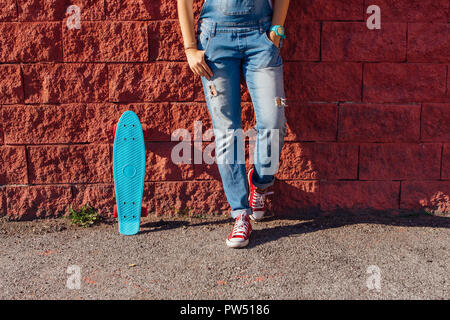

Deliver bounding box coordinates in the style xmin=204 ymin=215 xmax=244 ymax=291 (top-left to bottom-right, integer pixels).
xmin=0 ymin=0 xmax=449 ymax=219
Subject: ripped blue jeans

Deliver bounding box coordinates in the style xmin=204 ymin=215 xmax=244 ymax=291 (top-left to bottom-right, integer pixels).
xmin=197 ymin=16 xmax=287 ymax=218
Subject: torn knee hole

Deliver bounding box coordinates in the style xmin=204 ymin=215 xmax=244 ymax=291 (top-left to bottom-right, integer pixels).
xmin=275 ymin=97 xmax=287 ymax=107
xmin=209 ymin=83 xmax=218 ymax=96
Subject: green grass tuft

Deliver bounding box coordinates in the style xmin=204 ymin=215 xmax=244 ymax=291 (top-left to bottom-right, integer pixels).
xmin=66 ymin=204 xmax=101 ymax=227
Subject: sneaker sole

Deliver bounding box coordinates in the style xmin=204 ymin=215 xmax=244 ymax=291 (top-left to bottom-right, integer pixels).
xmin=226 ymin=238 xmax=249 ymax=248
xmin=249 ymin=211 xmax=264 ymax=221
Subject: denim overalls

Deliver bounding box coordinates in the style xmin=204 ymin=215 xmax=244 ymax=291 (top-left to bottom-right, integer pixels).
xmin=197 ymin=0 xmax=287 ymax=218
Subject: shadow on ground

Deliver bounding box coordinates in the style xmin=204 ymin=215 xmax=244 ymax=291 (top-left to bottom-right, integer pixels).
xmin=138 ymin=209 xmax=450 ymax=248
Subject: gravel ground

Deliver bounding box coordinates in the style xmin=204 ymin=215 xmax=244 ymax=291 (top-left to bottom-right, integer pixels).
xmin=0 ymin=212 xmax=448 ymax=300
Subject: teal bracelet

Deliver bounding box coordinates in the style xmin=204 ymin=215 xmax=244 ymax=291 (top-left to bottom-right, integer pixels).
xmin=270 ymin=25 xmax=286 ymax=39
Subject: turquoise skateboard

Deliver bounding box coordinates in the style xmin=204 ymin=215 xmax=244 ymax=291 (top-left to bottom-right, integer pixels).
xmin=112 ymin=111 xmax=147 ymax=235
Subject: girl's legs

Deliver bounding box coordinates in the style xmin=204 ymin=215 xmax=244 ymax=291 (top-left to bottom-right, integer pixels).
xmin=201 ymin=58 xmax=252 ymax=219
xmin=244 ymin=64 xmax=287 ymax=189
xmin=243 ymin=24 xmax=287 ymax=191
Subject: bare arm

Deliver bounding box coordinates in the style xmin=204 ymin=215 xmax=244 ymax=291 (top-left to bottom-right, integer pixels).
xmin=177 ymin=0 xmax=196 ymax=49
xmin=177 ymin=0 xmax=213 ymax=80
xmin=269 ymin=0 xmax=290 ymax=47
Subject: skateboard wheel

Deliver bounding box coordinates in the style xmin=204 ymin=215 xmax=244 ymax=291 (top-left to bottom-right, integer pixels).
xmin=109 ymin=123 xmax=117 ymax=142
xmin=113 ymin=205 xmax=118 ymax=218
xmin=141 ymin=206 xmax=148 ymax=217
xmin=142 ymin=124 xmax=150 ymax=140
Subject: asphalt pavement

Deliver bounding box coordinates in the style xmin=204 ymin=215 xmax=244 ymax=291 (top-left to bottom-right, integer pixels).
xmin=0 ymin=212 xmax=448 ymax=300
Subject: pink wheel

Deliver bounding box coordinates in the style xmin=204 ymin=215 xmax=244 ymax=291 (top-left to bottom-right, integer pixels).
xmin=113 ymin=205 xmax=118 ymax=218
xmin=109 ymin=123 xmax=117 ymax=142
xmin=142 ymin=124 xmax=149 ymax=140
xmin=141 ymin=206 xmax=148 ymax=217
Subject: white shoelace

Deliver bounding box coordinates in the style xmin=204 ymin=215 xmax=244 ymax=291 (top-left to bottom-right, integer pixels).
xmin=232 ymin=215 xmax=250 ymax=237
xmin=251 ymin=190 xmax=274 ymax=209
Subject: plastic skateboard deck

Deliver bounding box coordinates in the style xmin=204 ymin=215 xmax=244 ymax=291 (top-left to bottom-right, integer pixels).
xmin=113 ymin=111 xmax=146 ymax=235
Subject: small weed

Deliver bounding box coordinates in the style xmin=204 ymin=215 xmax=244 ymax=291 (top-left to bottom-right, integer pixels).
xmin=66 ymin=204 xmax=101 ymax=227
xmin=171 ymin=207 xmax=210 ymax=219
xmin=172 ymin=206 xmax=192 ymax=217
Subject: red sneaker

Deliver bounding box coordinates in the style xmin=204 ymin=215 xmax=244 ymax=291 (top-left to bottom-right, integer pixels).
xmin=248 ymin=167 xmax=273 ymax=221
xmin=226 ymin=213 xmax=252 ymax=248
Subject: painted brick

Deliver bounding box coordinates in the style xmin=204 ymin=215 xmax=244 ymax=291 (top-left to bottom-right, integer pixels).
xmin=364 ymin=0 xmax=449 ymax=22
xmin=408 ymin=24 xmax=449 ymax=63
xmin=22 ymin=63 xmax=108 ymax=103
xmin=3 ymin=104 xmax=87 ymax=144
xmin=18 ymin=0 xmax=105 ymax=21
xmin=241 ymin=102 xmax=257 ymax=132
xmin=285 ymin=103 xmax=338 ymax=142
xmin=184 ymin=180 xmax=229 ymax=215
xmin=322 ymin=22 xmax=407 ymax=62
xmin=87 ymin=102 xmax=213 ymax=144
xmin=64 ymin=22 xmax=148 ymax=62
xmin=442 ymin=144 xmax=450 ymax=180
xmin=364 ymin=63 xmax=447 ymax=103
xmin=86 ymin=103 xmax=119 ymax=143
xmin=105 ymin=0 xmax=183 ymax=20
xmin=285 ymin=62 xmax=362 ymax=102
xmin=126 ymin=102 xmax=176 ymax=141
xmin=171 ymin=102 xmax=213 ymax=142
xmin=0 ymin=146 xmax=28 ymax=185
xmin=6 ymin=185 xmax=72 ymax=219
xmin=447 ymin=65 xmax=450 ymax=97
xmin=282 ymin=22 xmax=320 ymax=61
xmin=0 ymin=120 xmax=3 ymax=145
xmin=448 ymin=66 xmax=450 ymax=98
xmin=89 ymin=103 xmax=177 ymax=143
xmin=109 ymin=63 xmax=193 ymax=102
xmin=288 ymin=0 xmax=364 ymax=21
xmin=360 ymin=143 xmax=442 ymax=180
xmin=320 ymin=181 xmax=400 ymax=212
xmin=0 ymin=22 xmax=62 ymax=62
xmin=144 ymin=181 xmax=229 ymax=216
xmin=400 ymin=181 xmax=450 ymax=214
xmin=192 ymin=139 xmax=220 ymax=181
xmin=149 ymin=21 xmax=184 ymax=61
xmin=0 ymin=0 xmax=17 ymax=21
xmin=268 ymin=180 xmax=320 ymax=215
xmin=71 ymin=184 xmax=115 ymax=217
xmin=0 ymin=109 xmax=4 ymax=144
xmin=0 ymin=187 xmax=5 ymax=216
xmin=194 ymin=162 xmax=221 ymax=181
xmin=421 ymin=104 xmax=450 ymax=141
xmin=0 ymin=65 xmax=23 ymax=104
xmin=146 ymin=142 xmax=194 ymax=181
xmin=278 ymin=142 xmax=358 ymax=180
xmin=338 ymin=104 xmax=420 ymax=142
xmin=27 ymin=145 xmax=111 ymax=184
